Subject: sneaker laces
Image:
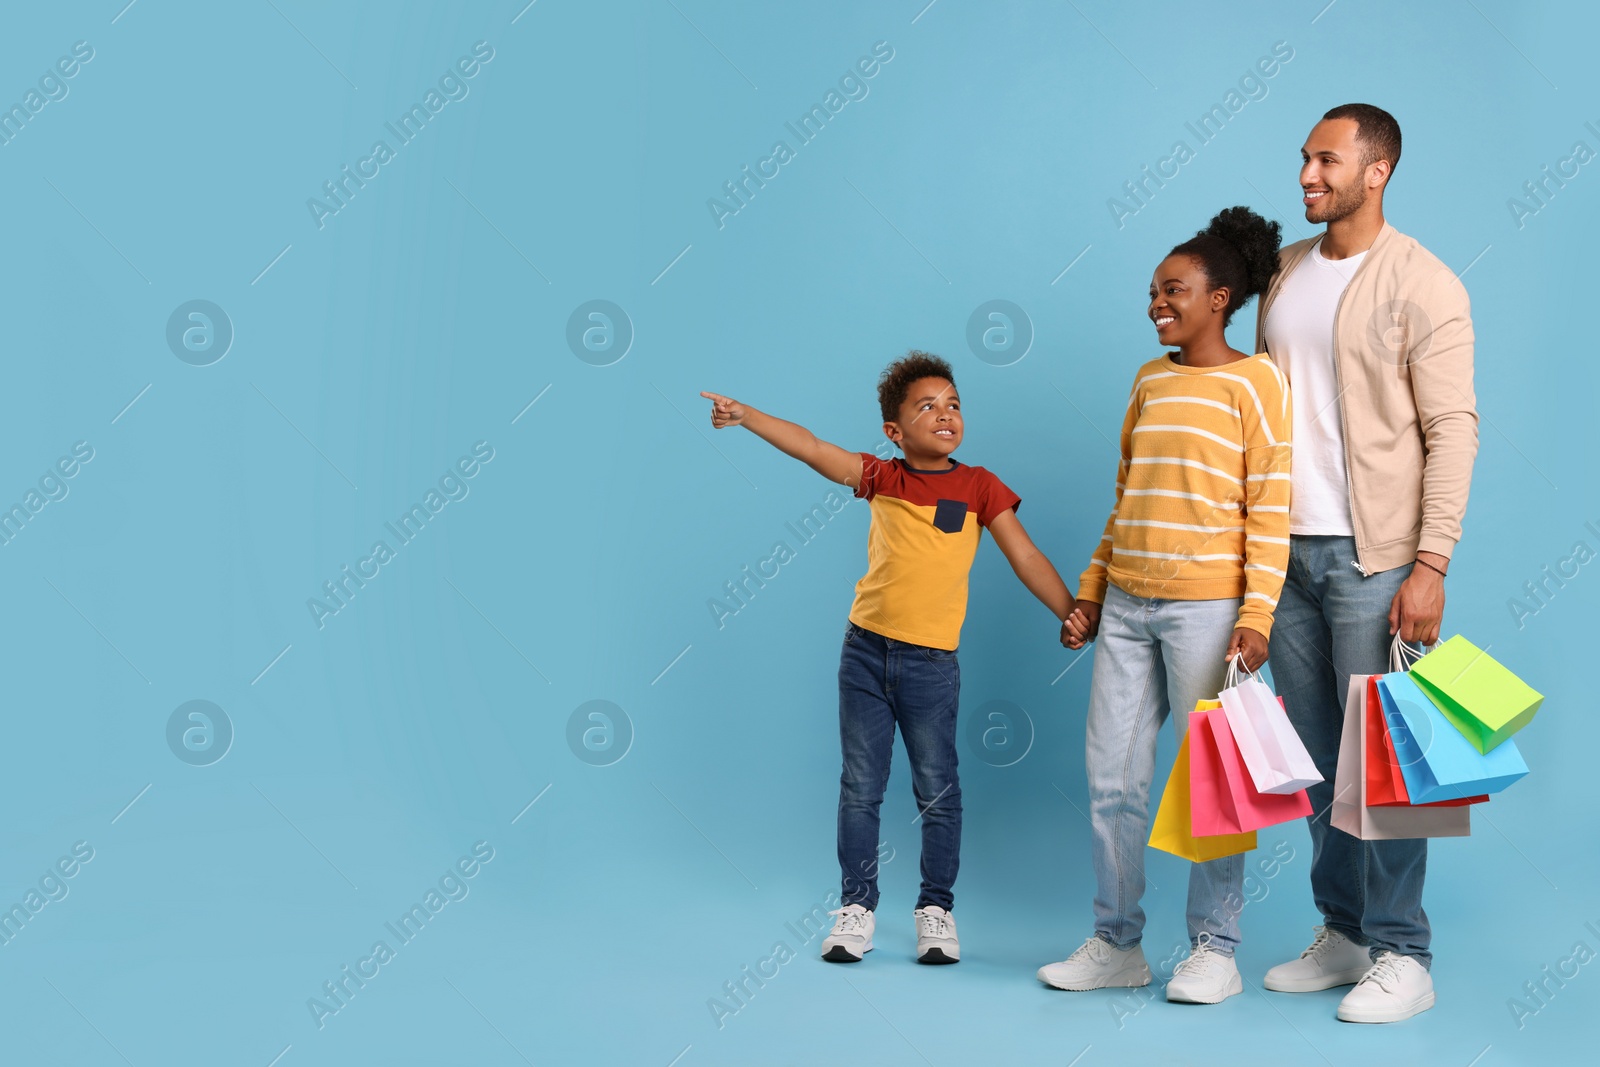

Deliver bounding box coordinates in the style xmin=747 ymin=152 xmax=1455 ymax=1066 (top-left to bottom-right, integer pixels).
xmin=1068 ymin=937 xmax=1112 ymax=964
xmin=1174 ymin=932 xmax=1222 ymax=978
xmin=1355 ymin=951 xmax=1407 ymax=991
xmin=828 ymin=905 xmax=869 ymax=936
xmin=917 ymin=908 xmax=950 ymax=939
xmin=1299 ymin=924 xmax=1338 ymax=961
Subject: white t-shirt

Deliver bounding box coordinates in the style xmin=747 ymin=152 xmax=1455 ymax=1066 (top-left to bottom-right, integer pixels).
xmin=1263 ymin=238 xmax=1367 ymax=536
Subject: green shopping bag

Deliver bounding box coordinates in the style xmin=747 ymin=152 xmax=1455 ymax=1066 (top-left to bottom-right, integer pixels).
xmin=1410 ymin=635 xmax=1543 ymax=753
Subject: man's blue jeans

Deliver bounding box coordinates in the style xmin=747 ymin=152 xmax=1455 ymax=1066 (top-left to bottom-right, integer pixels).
xmin=837 ymin=622 xmax=961 ymax=912
xmin=1268 ymin=534 xmax=1432 ymax=967
xmin=1086 ymin=584 xmax=1247 ymax=954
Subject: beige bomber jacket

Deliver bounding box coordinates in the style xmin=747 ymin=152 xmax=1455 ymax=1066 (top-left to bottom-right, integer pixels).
xmin=1253 ymin=222 xmax=1479 ymax=576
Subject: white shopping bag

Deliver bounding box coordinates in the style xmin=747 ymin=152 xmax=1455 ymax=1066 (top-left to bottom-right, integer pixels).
xmin=1331 ymin=671 xmax=1471 ymax=840
xmin=1219 ymin=656 xmax=1324 ymax=795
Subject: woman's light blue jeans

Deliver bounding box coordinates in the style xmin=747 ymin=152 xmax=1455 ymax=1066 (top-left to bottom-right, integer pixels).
xmin=1086 ymin=583 xmax=1247 ymax=955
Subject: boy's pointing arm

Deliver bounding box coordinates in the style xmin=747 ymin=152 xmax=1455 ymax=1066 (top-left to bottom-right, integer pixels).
xmin=700 ymin=391 xmax=865 ymax=488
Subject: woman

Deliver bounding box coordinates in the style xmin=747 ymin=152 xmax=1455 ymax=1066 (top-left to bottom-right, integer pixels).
xmin=1037 ymin=207 xmax=1289 ymax=1004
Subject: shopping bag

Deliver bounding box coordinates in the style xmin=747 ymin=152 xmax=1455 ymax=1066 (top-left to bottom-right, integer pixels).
xmin=1380 ymin=672 xmax=1528 ymax=803
xmin=1150 ymin=727 xmax=1256 ymax=861
xmin=1364 ymin=676 xmax=1485 ymax=808
xmin=1331 ymin=673 xmax=1471 ymax=840
xmin=1219 ymin=657 xmax=1323 ymax=794
xmin=1189 ymin=706 xmax=1311 ymax=834
xmin=1410 ymin=635 xmax=1543 ymax=753
xmin=1364 ymin=671 xmax=1410 ymax=805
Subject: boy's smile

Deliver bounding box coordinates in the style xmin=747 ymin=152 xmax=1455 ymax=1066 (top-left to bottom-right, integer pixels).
xmin=887 ymin=376 xmax=962 ymax=467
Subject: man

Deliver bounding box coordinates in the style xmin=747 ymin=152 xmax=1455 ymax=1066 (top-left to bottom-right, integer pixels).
xmin=1255 ymin=103 xmax=1478 ymax=1023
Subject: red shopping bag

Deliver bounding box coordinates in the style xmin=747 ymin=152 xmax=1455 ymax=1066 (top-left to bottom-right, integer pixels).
xmin=1189 ymin=707 xmax=1312 ymax=835
xmin=1363 ymin=677 xmax=1486 ymax=809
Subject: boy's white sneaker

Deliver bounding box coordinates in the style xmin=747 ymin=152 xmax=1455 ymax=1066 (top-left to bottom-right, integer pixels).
xmin=1337 ymin=951 xmax=1435 ymax=1023
xmin=914 ymin=905 xmax=959 ymax=964
xmin=1037 ymin=936 xmax=1151 ymax=991
xmin=1165 ymin=933 xmax=1243 ymax=1004
xmin=821 ymin=904 xmax=874 ymax=963
xmin=1263 ymin=925 xmax=1373 ymax=992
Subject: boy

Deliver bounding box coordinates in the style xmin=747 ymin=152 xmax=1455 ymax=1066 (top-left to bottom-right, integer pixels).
xmin=701 ymin=351 xmax=1075 ymax=964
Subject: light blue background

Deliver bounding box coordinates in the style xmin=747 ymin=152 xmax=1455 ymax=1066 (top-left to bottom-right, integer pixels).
xmin=0 ymin=2 xmax=1593 ymax=1065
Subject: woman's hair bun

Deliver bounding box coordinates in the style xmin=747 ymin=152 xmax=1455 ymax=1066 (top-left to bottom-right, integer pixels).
xmin=1169 ymin=206 xmax=1283 ymax=325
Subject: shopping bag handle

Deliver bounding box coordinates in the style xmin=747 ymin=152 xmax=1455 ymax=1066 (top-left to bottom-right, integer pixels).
xmin=1224 ymin=652 xmax=1260 ymax=690
xmin=1388 ymin=633 xmax=1426 ymax=673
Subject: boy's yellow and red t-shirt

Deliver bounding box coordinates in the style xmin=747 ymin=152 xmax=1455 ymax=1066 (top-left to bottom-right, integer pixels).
xmin=847 ymin=453 xmax=1020 ymax=651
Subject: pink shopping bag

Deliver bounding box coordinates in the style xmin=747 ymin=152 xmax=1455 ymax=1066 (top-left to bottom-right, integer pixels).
xmin=1190 ymin=706 xmax=1312 ymax=835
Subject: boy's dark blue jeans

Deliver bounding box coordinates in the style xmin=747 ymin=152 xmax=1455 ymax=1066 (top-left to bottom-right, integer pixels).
xmin=836 ymin=621 xmax=962 ymax=912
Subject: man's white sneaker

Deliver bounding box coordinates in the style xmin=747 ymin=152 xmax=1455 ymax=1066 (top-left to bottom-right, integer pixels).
xmin=1263 ymin=925 xmax=1373 ymax=992
xmin=1337 ymin=951 xmax=1435 ymax=1023
xmin=914 ymin=906 xmax=959 ymax=964
xmin=1165 ymin=933 xmax=1243 ymax=1004
xmin=821 ymin=904 xmax=874 ymax=963
xmin=1037 ymin=936 xmax=1151 ymax=991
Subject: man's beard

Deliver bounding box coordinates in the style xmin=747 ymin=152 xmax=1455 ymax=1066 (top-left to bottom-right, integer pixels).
xmin=1307 ymin=180 xmax=1368 ymax=224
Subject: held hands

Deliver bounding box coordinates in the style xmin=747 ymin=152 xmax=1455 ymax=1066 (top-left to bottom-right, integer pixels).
xmin=1224 ymin=627 xmax=1269 ymax=673
xmin=1061 ymin=601 xmax=1101 ymax=650
xmin=700 ymin=391 xmax=747 ymax=429
xmin=1058 ymin=602 xmax=1269 ymax=672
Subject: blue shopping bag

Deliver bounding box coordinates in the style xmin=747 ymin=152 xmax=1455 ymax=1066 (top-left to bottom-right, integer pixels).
xmin=1378 ymin=671 xmax=1528 ymax=803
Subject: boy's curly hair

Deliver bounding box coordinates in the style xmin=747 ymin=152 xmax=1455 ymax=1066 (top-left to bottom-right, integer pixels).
xmin=877 ymin=351 xmax=955 ymax=423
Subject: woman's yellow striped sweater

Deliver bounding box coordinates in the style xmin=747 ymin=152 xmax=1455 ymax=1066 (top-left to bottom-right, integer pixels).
xmin=1078 ymin=352 xmax=1293 ymax=638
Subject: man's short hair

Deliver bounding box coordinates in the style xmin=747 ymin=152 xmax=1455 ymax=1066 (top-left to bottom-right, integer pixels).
xmin=1323 ymin=102 xmax=1402 ymax=178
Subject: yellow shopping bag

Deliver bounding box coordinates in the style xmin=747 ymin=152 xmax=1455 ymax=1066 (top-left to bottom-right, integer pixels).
xmin=1148 ymin=701 xmax=1257 ymax=862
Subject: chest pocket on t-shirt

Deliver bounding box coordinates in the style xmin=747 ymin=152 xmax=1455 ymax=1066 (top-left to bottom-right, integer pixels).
xmin=932 ymin=499 xmax=968 ymax=533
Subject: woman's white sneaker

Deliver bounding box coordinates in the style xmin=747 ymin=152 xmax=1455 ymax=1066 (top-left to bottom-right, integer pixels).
xmin=1165 ymin=933 xmax=1243 ymax=1004
xmin=1037 ymin=937 xmax=1151 ymax=991
xmin=1263 ymin=925 xmax=1373 ymax=992
xmin=821 ymin=904 xmax=874 ymax=963
xmin=1337 ymin=951 xmax=1435 ymax=1023
xmin=914 ymin=906 xmax=960 ymax=964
